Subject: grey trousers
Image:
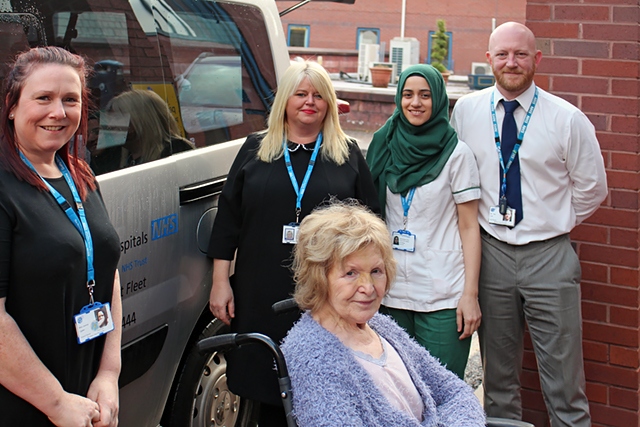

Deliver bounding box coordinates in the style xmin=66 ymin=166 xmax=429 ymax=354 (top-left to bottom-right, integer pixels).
xmin=478 ymin=231 xmax=591 ymax=427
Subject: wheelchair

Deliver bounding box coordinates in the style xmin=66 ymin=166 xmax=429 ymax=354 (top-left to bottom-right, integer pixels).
xmin=197 ymin=299 xmax=534 ymax=427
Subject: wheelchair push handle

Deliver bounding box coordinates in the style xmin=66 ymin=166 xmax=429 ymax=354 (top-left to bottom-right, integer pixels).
xmin=272 ymin=297 xmax=299 ymax=315
xmin=197 ymin=333 xmax=239 ymax=354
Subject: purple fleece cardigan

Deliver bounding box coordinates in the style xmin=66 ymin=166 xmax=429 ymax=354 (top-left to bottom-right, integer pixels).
xmin=281 ymin=312 xmax=485 ymax=427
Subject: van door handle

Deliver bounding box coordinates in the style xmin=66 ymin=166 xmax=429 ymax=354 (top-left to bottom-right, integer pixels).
xmin=179 ymin=177 xmax=226 ymax=205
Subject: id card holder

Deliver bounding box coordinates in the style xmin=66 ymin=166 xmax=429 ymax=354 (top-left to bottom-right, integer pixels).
xmin=392 ymin=230 xmax=416 ymax=252
xmin=489 ymin=206 xmax=516 ymax=227
xmin=282 ymin=223 xmax=299 ymax=244
xmin=74 ymin=302 xmax=115 ymax=344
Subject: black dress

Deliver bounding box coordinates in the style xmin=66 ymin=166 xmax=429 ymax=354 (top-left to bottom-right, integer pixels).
xmin=0 ymin=168 xmax=120 ymax=426
xmin=208 ymin=133 xmax=379 ymax=405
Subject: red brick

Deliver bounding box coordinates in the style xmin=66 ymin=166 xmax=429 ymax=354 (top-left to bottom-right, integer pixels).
xmin=610 ymin=346 xmax=639 ymax=369
xmin=611 ymin=79 xmax=639 ymax=97
xmin=523 ymin=349 xmax=537 ymax=370
xmin=590 ymin=401 xmax=640 ymax=427
xmin=585 ymin=360 xmax=639 ymax=389
xmin=611 ymin=266 xmax=639 ymax=287
xmin=524 ymin=328 xmax=533 ymax=349
xmin=603 ymin=170 xmax=640 ymax=192
xmin=552 ymin=75 xmax=609 ymax=94
xmin=527 ymin=0 xmax=581 ymax=3
xmin=611 ymin=116 xmax=639 ymax=134
xmin=554 ymin=5 xmax=610 ymax=22
xmin=586 ymin=114 xmax=608 ymax=131
xmin=583 ymin=321 xmax=639 ymax=347
xmin=582 ymin=301 xmax=608 ymax=323
xmin=533 ymin=74 xmax=550 ymax=91
xmin=583 ymin=23 xmax=638 ymax=42
xmin=580 ymin=242 xmax=638 ymax=268
xmin=610 ymin=189 xmax=638 ymax=210
xmin=522 ymin=409 xmax=550 ymax=427
xmin=610 ymin=152 xmax=639 ymax=170
xmin=521 ymin=388 xmax=548 ymax=411
xmin=584 ymin=340 xmax=610 ymax=363
xmin=582 ymin=0 xmax=638 ymax=5
xmin=610 ymin=386 xmax=639 ymax=411
xmin=585 ymin=207 xmax=637 ymax=230
xmin=580 ymin=261 xmax=608 ymax=283
xmin=582 ymin=282 xmax=639 ymax=307
xmin=556 ymin=93 xmax=578 ymax=108
xmin=610 ymin=307 xmax=639 ymax=328
xmin=537 ymin=57 xmax=579 ymax=74
xmin=586 ymin=381 xmax=609 ymax=404
xmin=521 ymin=369 xmax=541 ymax=390
xmin=572 ymin=224 xmax=608 ymax=244
xmin=527 ymin=4 xmax=551 ymax=21
xmin=597 ymin=132 xmax=639 ymax=152
xmin=610 ymin=228 xmax=638 ymax=248
xmin=527 ymin=22 xmax=580 ymax=39
xmin=554 ymin=41 xmax=610 ymax=59
xmin=613 ymin=6 xmax=639 ymax=23
xmin=582 ymin=95 xmax=638 ymax=115
xmin=612 ymin=42 xmax=639 ymax=60
xmin=583 ymin=59 xmax=639 ymax=79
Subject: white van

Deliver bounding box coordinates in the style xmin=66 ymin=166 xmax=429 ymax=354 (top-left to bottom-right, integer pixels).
xmin=0 ymin=0 xmax=350 ymax=425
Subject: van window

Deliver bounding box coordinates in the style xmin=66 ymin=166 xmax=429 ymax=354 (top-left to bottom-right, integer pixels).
xmin=0 ymin=13 xmax=44 ymax=81
xmin=40 ymin=0 xmax=278 ymax=175
xmin=151 ymin=0 xmax=277 ymax=147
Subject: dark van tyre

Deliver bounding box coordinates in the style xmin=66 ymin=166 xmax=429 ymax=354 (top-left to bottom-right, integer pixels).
xmin=163 ymin=319 xmax=257 ymax=427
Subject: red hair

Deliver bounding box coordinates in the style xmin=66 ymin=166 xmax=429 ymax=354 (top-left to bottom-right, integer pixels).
xmin=0 ymin=46 xmax=95 ymax=199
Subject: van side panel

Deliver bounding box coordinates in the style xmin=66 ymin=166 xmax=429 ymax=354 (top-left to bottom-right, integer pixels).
xmin=0 ymin=0 xmax=290 ymax=425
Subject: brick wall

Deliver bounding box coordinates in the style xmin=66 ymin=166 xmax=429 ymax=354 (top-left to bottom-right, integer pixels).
xmin=526 ymin=2 xmax=640 ymax=426
xmin=278 ymin=0 xmax=525 ymax=76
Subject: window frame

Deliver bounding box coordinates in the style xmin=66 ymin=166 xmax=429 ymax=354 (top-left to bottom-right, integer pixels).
xmin=356 ymin=27 xmax=380 ymax=50
xmin=426 ymin=30 xmax=453 ymax=70
xmin=287 ymin=24 xmax=309 ymax=47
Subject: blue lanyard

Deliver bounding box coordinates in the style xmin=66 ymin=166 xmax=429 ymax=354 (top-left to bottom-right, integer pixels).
xmin=283 ymin=133 xmax=322 ymax=223
xmin=490 ymin=87 xmax=538 ymax=198
xmin=400 ymin=187 xmax=416 ymax=230
xmin=20 ymin=153 xmax=96 ymax=303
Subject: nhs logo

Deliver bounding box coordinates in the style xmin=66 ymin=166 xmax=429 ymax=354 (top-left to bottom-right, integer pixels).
xmin=151 ymin=213 xmax=178 ymax=241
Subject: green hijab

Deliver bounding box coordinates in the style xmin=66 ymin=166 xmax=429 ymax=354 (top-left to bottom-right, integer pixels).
xmin=366 ymin=64 xmax=458 ymax=214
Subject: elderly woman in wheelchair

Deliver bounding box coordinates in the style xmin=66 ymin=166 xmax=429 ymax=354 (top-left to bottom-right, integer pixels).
xmin=280 ymin=200 xmax=486 ymax=426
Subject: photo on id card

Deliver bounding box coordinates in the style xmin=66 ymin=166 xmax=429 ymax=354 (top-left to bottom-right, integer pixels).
xmin=74 ymin=302 xmax=114 ymax=344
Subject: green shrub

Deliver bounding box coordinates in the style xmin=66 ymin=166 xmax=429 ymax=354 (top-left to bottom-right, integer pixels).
xmin=431 ymin=19 xmax=449 ymax=73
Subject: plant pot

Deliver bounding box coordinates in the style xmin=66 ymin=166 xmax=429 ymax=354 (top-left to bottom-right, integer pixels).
xmin=370 ymin=66 xmax=393 ymax=88
xmin=440 ymin=71 xmax=451 ymax=84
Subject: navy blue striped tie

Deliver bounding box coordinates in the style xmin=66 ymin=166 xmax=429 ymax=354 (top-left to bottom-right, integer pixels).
xmin=501 ymin=100 xmax=522 ymax=225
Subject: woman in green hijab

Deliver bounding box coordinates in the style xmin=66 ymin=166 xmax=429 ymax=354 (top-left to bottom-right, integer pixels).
xmin=366 ymin=64 xmax=482 ymax=378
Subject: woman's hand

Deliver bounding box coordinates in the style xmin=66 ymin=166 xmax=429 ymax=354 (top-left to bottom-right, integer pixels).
xmin=46 ymin=392 xmax=101 ymax=427
xmin=87 ymin=373 xmax=119 ymax=427
xmin=456 ymin=200 xmax=482 ymax=340
xmin=456 ymin=293 xmax=481 ymax=340
xmin=210 ymin=259 xmax=235 ymax=325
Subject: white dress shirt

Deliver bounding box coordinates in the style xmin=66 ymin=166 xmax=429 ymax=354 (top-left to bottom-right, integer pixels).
xmin=451 ymin=83 xmax=607 ymax=245
xmin=383 ymin=141 xmax=480 ymax=312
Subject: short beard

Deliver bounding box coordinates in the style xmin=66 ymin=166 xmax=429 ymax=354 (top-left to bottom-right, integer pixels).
xmin=495 ymin=65 xmax=536 ymax=94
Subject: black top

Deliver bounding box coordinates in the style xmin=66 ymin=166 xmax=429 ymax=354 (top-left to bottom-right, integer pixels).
xmin=0 ymin=167 xmax=120 ymax=426
xmin=208 ymin=133 xmax=379 ymax=405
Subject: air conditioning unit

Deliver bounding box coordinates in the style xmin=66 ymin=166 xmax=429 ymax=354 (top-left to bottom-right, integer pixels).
xmin=390 ymin=37 xmax=420 ymax=82
xmin=357 ymin=43 xmax=380 ymax=82
xmin=471 ymin=62 xmax=491 ymax=75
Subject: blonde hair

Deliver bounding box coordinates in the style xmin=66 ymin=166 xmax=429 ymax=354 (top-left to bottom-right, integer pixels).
xmin=257 ymin=61 xmax=350 ymax=165
xmin=109 ymin=90 xmax=191 ymax=163
xmin=292 ymin=200 xmax=396 ymax=313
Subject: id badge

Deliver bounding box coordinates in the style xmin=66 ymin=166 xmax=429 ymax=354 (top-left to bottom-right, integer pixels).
xmin=489 ymin=206 xmax=516 ymax=227
xmin=282 ymin=223 xmax=299 ymax=244
xmin=392 ymin=230 xmax=416 ymax=252
xmin=74 ymin=302 xmax=115 ymax=344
